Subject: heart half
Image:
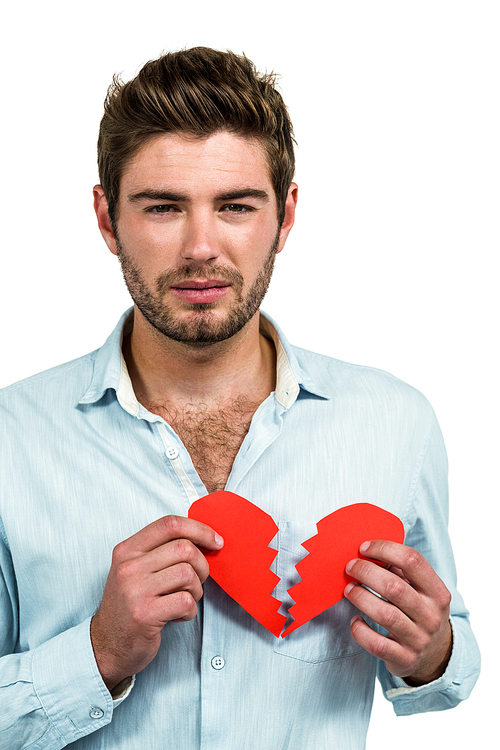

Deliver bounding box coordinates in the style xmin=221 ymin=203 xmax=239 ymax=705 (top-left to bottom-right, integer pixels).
xmin=189 ymin=491 xmax=286 ymax=636
xmin=281 ymin=503 xmax=405 ymax=637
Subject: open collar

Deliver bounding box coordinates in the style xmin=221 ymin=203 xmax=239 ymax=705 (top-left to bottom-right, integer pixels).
xmin=79 ymin=308 xmax=330 ymax=415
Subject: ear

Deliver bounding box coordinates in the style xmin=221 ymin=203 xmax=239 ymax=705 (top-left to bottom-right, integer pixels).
xmin=93 ymin=185 xmax=118 ymax=256
xmin=276 ymin=183 xmax=298 ymax=254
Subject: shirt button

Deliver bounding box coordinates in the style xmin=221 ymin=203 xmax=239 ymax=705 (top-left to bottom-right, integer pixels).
xmin=211 ymin=655 xmax=225 ymax=670
xmin=89 ymin=706 xmax=104 ymax=719
xmin=166 ymin=447 xmax=179 ymax=460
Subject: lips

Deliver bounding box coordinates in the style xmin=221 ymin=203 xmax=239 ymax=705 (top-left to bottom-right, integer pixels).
xmin=171 ymin=279 xmax=231 ymax=290
xmin=170 ymin=279 xmax=232 ymax=304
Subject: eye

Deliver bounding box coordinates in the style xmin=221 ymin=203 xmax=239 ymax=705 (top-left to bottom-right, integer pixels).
xmin=222 ymin=203 xmax=254 ymax=214
xmin=147 ymin=204 xmax=178 ymax=214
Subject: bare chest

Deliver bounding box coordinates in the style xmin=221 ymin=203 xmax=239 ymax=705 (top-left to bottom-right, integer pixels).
xmin=155 ymin=400 xmax=259 ymax=494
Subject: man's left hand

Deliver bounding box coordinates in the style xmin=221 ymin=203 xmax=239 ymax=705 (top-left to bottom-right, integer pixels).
xmin=344 ymin=540 xmax=453 ymax=685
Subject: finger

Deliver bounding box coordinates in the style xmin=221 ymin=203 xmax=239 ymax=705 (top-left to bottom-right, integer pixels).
xmin=345 ymin=581 xmax=419 ymax=644
xmin=345 ymin=558 xmax=423 ymax=622
xmin=121 ymin=563 xmax=206 ymax=627
xmin=150 ymin=561 xmax=206 ymax=602
xmin=115 ymin=515 xmax=224 ymax=560
xmin=112 ymin=539 xmax=211 ymax=602
xmin=145 ymin=537 xmax=211 ymax=583
xmin=150 ymin=589 xmax=200 ymax=625
xmin=357 ymin=540 xmax=449 ymax=600
xmin=349 ymin=615 xmax=412 ymax=676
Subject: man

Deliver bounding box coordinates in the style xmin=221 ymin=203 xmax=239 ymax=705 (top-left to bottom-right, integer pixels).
xmin=0 ymin=47 xmax=479 ymax=749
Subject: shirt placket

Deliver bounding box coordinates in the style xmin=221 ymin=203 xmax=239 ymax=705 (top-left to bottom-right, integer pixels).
xmin=155 ymin=396 xmax=286 ymax=749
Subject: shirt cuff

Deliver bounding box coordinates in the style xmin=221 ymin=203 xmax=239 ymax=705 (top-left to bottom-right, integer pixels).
xmin=383 ymin=617 xmax=479 ymax=715
xmin=110 ymin=674 xmax=135 ymax=703
xmin=30 ymin=617 xmax=131 ymax=744
xmin=385 ymin=620 xmax=457 ymax=699
xmin=390 ymin=620 xmax=455 ymax=694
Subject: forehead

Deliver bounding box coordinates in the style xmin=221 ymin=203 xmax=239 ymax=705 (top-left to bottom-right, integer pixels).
xmin=120 ymin=131 xmax=273 ymax=196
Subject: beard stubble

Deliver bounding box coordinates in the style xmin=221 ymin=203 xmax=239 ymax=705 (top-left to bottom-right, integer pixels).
xmin=115 ymin=231 xmax=279 ymax=346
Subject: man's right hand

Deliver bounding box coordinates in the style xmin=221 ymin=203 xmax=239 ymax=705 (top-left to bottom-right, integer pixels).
xmin=90 ymin=515 xmax=223 ymax=691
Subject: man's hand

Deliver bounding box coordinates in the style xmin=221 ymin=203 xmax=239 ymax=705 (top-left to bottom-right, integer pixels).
xmin=344 ymin=540 xmax=453 ymax=685
xmin=90 ymin=515 xmax=223 ymax=691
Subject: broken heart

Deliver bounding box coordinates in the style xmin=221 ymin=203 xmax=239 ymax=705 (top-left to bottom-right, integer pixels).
xmin=188 ymin=491 xmax=404 ymax=638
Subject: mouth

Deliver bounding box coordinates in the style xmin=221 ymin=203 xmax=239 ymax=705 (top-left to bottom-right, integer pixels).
xmin=170 ymin=279 xmax=232 ymax=304
xmin=171 ymin=279 xmax=231 ymax=290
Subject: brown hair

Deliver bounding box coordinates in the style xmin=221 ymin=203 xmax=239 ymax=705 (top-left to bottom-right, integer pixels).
xmin=98 ymin=47 xmax=295 ymax=228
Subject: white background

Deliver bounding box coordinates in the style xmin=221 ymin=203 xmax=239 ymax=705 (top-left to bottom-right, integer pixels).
xmin=1 ymin=1 xmax=497 ymax=746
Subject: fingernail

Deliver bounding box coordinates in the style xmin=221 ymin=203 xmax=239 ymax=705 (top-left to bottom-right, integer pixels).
xmin=345 ymin=559 xmax=356 ymax=573
xmin=214 ymin=533 xmax=224 ymax=547
xmin=359 ymin=541 xmax=370 ymax=554
xmin=344 ymin=582 xmax=356 ymax=596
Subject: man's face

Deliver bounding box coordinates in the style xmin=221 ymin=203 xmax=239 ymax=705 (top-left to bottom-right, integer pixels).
xmin=95 ymin=131 xmax=296 ymax=346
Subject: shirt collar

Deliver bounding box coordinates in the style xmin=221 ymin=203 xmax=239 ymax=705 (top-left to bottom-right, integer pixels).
xmin=79 ymin=308 xmax=329 ymax=415
xmin=259 ymin=312 xmax=330 ymax=406
xmin=79 ymin=309 xmax=139 ymax=416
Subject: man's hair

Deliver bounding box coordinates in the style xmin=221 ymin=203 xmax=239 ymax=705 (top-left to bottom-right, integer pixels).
xmin=98 ymin=47 xmax=295 ymax=229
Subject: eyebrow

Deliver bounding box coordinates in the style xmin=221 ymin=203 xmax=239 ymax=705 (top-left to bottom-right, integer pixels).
xmin=127 ymin=188 xmax=270 ymax=204
xmin=216 ymin=189 xmax=270 ymax=202
xmin=127 ymin=190 xmax=186 ymax=204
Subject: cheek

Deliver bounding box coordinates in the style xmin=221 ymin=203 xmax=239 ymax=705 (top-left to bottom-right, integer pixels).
xmin=118 ymin=220 xmax=182 ymax=268
xmin=224 ymin=219 xmax=278 ymax=260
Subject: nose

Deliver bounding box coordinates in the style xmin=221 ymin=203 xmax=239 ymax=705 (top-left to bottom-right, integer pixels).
xmin=180 ymin=211 xmax=221 ymax=263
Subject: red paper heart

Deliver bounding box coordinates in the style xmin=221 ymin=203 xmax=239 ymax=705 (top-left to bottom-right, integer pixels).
xmin=282 ymin=503 xmax=405 ymax=637
xmin=188 ymin=492 xmax=404 ymax=638
xmin=189 ymin=491 xmax=286 ymax=636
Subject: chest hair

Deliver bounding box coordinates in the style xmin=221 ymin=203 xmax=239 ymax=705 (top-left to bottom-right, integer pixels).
xmin=151 ymin=397 xmax=261 ymax=494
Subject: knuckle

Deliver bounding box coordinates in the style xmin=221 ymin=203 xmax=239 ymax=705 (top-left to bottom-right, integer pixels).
xmin=176 ymin=561 xmax=197 ymax=586
xmin=198 ymin=557 xmax=210 ymax=583
xmin=425 ymin=612 xmax=442 ymax=635
xmin=385 ymin=576 xmax=406 ymax=602
xmin=413 ymin=630 xmax=430 ymax=652
xmin=111 ymin=540 xmax=129 ymax=565
xmin=130 ymin=601 xmax=149 ymax=627
xmin=357 ymin=560 xmax=371 ymax=577
xmin=405 ymin=548 xmax=424 ymax=571
xmin=381 ymin=604 xmax=400 ymax=631
xmin=161 ymin=514 xmax=183 ymax=538
xmin=439 ymin=587 xmax=452 ymax=610
xmin=174 ymin=538 xmax=196 ymax=561
xmin=371 ymin=636 xmax=389 ymax=660
xmin=175 ymin=590 xmax=197 ymax=617
xmin=114 ymin=557 xmax=138 ymax=584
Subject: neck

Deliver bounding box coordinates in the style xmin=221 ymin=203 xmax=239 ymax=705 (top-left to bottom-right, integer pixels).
xmin=122 ymin=307 xmax=276 ymax=410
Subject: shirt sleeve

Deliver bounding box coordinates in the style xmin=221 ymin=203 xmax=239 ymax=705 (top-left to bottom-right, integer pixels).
xmin=376 ymin=406 xmax=481 ymax=714
xmin=0 ymin=529 xmax=132 ymax=750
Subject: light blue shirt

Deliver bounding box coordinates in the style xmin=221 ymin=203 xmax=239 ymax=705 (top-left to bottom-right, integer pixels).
xmin=0 ymin=310 xmax=479 ymax=749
